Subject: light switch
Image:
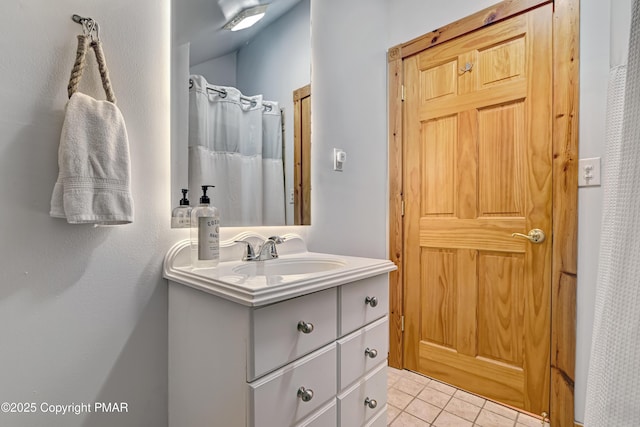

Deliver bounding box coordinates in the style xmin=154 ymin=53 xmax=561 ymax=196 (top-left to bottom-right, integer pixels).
xmin=578 ymin=157 xmax=601 ymax=187
xmin=333 ymin=148 xmax=346 ymax=171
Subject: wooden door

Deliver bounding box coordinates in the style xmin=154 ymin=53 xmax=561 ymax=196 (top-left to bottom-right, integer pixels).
xmin=403 ymin=4 xmax=552 ymax=414
xmin=293 ymin=84 xmax=311 ymax=225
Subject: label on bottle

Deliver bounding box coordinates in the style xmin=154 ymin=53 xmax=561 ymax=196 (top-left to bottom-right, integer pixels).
xmin=198 ymin=217 xmax=220 ymax=260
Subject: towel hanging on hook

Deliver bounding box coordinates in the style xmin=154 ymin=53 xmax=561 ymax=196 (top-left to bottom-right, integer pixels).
xmin=49 ymin=15 xmax=133 ymax=225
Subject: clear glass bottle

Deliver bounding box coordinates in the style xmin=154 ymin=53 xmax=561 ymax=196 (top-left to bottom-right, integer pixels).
xmin=171 ymin=189 xmax=192 ymax=228
xmin=190 ymin=185 xmax=220 ymax=268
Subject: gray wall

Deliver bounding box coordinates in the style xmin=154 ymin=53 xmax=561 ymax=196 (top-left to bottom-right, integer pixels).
xmin=0 ymin=0 xmax=173 ymax=426
xmin=0 ymin=0 xmax=621 ymax=425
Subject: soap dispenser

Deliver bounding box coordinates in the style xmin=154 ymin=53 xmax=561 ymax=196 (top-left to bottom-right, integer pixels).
xmin=190 ymin=185 xmax=220 ymax=268
xmin=171 ymin=189 xmax=192 ymax=228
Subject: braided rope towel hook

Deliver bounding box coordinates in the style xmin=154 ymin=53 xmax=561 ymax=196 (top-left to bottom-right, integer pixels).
xmin=68 ymin=14 xmax=116 ymax=104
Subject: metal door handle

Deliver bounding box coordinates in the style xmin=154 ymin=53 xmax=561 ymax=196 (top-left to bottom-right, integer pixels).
xmin=511 ymin=228 xmax=546 ymax=244
xmin=365 ymin=296 xmax=378 ymax=307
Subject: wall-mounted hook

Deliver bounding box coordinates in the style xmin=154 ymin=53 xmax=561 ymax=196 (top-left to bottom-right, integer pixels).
xmin=459 ymin=62 xmax=473 ymax=74
xmin=71 ymin=14 xmax=100 ymax=41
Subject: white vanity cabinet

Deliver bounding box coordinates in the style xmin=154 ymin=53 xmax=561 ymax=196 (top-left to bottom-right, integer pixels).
xmin=164 ymin=236 xmax=396 ymax=427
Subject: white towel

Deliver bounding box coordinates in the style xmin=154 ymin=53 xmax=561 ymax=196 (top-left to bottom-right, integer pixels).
xmin=50 ymin=92 xmax=133 ymax=224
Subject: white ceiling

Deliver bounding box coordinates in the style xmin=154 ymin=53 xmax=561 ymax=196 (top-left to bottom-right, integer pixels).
xmin=173 ymin=0 xmax=304 ymax=66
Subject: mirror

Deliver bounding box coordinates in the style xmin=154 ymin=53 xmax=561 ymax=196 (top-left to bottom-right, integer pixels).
xmin=171 ymin=0 xmax=311 ymax=227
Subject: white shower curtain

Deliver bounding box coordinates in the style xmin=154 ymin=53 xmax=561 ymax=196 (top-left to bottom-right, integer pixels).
xmin=584 ymin=1 xmax=640 ymax=425
xmin=188 ymin=75 xmax=285 ymax=226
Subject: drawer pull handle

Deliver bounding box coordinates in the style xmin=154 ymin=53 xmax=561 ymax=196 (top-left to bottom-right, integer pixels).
xmin=365 ymin=347 xmax=378 ymax=358
xmin=297 ymin=321 xmax=314 ymax=334
xmin=365 ymin=296 xmax=378 ymax=307
xmin=297 ymin=386 xmax=314 ymax=402
xmin=364 ymin=397 xmax=378 ymax=409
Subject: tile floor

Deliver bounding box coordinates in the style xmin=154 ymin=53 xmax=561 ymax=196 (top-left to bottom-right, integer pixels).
xmin=387 ymin=367 xmax=551 ymax=427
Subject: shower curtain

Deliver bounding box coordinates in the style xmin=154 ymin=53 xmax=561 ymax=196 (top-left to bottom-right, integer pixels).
xmin=584 ymin=1 xmax=640 ymax=425
xmin=188 ymin=75 xmax=285 ymax=226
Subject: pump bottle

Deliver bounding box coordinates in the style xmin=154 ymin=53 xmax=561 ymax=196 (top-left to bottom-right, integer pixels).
xmin=171 ymin=189 xmax=192 ymax=228
xmin=190 ymin=185 xmax=220 ymax=268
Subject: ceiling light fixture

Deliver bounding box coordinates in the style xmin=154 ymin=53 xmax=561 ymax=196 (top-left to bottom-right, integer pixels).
xmin=223 ymin=5 xmax=268 ymax=32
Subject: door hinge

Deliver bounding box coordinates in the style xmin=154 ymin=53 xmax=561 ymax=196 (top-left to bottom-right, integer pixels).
xmin=401 ymin=199 xmax=405 ymax=217
xmin=401 ymin=85 xmax=405 ymax=101
xmin=401 ymin=315 xmax=405 ymax=332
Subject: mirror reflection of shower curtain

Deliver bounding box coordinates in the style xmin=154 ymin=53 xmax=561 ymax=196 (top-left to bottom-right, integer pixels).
xmin=262 ymin=101 xmax=286 ymax=225
xmin=188 ymin=75 xmax=285 ymax=226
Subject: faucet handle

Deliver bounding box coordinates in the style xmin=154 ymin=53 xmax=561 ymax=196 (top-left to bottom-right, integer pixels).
xmin=266 ymin=236 xmax=285 ymax=258
xmin=234 ymin=240 xmax=256 ymax=261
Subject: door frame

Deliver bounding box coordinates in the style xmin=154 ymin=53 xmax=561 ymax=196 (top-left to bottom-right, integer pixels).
xmin=387 ymin=1 xmax=579 ymax=425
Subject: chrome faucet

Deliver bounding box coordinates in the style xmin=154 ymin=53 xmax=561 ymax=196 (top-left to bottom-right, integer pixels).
xmin=235 ymin=236 xmax=285 ymax=261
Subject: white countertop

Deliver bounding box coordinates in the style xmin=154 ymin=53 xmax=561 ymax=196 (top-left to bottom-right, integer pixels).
xmin=163 ymin=233 xmax=397 ymax=307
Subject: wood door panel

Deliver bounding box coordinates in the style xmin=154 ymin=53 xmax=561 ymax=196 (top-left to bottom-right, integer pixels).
xmin=477 ymin=252 xmax=525 ymax=366
xmin=478 ymin=101 xmax=526 ymax=216
xmin=420 ymin=249 xmax=457 ymax=348
xmin=479 ymin=36 xmax=526 ymax=86
xmin=418 ymin=343 xmax=525 ymax=408
xmin=422 ymin=115 xmax=457 ymax=216
xmin=421 ymin=61 xmax=458 ymax=101
xmin=404 ymin=4 xmax=552 ymax=414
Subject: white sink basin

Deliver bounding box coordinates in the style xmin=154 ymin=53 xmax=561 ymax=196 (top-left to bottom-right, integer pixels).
xmin=232 ymin=258 xmax=346 ymax=277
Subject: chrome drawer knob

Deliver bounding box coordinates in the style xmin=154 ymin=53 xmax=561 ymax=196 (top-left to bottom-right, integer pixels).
xmin=297 ymin=386 xmax=314 ymax=402
xmin=364 ymin=397 xmax=377 ymax=409
xmin=297 ymin=321 xmax=314 ymax=334
xmin=365 ymin=296 xmax=378 ymax=307
xmin=364 ymin=347 xmax=378 ymax=358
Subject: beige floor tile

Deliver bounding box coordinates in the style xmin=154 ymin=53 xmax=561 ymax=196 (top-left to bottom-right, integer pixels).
xmin=432 ymin=411 xmax=473 ymax=427
xmin=427 ymin=380 xmax=457 ymax=396
xmin=443 ymin=398 xmax=481 ymax=422
xmin=452 ymin=389 xmax=486 ymax=408
xmin=400 ymin=370 xmax=432 ymax=386
xmin=388 ymin=387 xmax=415 ymax=410
xmin=404 ymin=398 xmax=442 ymax=423
xmin=516 ymin=412 xmax=543 ymax=427
xmin=483 ymin=400 xmax=518 ymax=420
xmin=475 ymin=409 xmax=515 ymax=427
xmin=391 ymin=412 xmax=431 ymax=427
xmin=417 ymin=387 xmax=452 ymax=408
xmin=388 ymin=405 xmax=403 ymax=425
xmin=395 ymin=377 xmax=427 ymax=396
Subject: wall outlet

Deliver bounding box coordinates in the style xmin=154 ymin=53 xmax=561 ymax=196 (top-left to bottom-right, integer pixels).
xmin=578 ymin=157 xmax=601 ymax=187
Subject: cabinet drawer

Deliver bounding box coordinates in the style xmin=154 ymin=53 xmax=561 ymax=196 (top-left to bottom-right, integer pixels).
xmin=364 ymin=405 xmax=387 ymax=427
xmin=337 ymin=316 xmax=388 ymax=391
xmin=295 ymin=399 xmax=337 ymax=427
xmin=337 ymin=362 xmax=387 ymax=427
xmin=250 ymin=343 xmax=337 ymax=427
xmin=251 ymin=288 xmax=337 ymax=380
xmin=339 ymin=275 xmax=389 ymax=336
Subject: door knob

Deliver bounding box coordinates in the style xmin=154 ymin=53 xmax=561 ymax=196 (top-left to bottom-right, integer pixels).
xmin=511 ymin=228 xmax=546 ymax=244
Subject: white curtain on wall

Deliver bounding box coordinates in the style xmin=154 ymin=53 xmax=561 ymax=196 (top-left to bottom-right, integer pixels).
xmin=188 ymin=75 xmax=285 ymax=226
xmin=584 ymin=1 xmax=640 ymax=425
